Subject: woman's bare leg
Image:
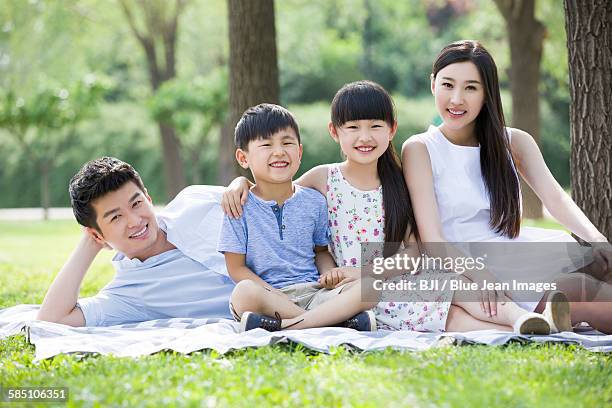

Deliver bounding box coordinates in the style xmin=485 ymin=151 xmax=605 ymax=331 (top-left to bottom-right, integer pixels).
xmin=535 ymin=273 xmax=612 ymax=334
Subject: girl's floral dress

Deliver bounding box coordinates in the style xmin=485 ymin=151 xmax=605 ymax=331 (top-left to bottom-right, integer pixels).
xmin=326 ymin=164 xmax=453 ymax=332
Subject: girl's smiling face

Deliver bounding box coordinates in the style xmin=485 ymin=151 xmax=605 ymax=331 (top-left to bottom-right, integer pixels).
xmin=329 ymin=119 xmax=397 ymax=166
xmin=432 ymin=61 xmax=486 ymax=135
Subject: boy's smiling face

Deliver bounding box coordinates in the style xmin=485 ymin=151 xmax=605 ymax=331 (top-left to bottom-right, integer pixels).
xmin=235 ymin=127 xmax=303 ymax=185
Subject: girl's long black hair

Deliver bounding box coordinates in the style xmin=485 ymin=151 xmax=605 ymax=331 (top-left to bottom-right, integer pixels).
xmin=433 ymin=40 xmax=521 ymax=238
xmin=331 ymin=80 xmax=418 ymax=255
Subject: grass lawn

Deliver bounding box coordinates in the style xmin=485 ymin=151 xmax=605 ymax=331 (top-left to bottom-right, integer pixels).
xmin=1 ymin=220 xmax=610 ymax=407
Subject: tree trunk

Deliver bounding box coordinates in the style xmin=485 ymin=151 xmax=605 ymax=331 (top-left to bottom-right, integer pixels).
xmin=494 ymin=0 xmax=545 ymax=219
xmin=564 ymin=0 xmax=612 ymax=241
xmin=120 ymin=0 xmax=186 ymax=201
xmin=361 ymin=0 xmax=375 ymax=78
xmin=217 ymin=118 xmax=236 ymax=185
xmin=222 ymin=0 xmax=280 ymax=183
xmin=158 ymin=122 xmax=185 ymax=199
xmin=40 ymin=161 xmax=50 ymax=221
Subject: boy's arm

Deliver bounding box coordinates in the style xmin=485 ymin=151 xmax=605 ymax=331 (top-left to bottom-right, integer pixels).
xmin=36 ymin=231 xmax=103 ymax=326
xmin=314 ymin=246 xmax=336 ymax=276
xmin=224 ymin=252 xmax=276 ymax=291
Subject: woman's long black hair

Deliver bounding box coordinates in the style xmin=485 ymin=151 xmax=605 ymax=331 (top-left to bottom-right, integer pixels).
xmin=433 ymin=40 xmax=521 ymax=238
xmin=331 ymin=80 xmax=418 ymax=255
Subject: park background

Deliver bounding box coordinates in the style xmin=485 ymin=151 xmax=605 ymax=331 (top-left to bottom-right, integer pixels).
xmin=0 ymin=0 xmax=580 ymax=221
xmin=1 ymin=1 xmax=611 ymax=406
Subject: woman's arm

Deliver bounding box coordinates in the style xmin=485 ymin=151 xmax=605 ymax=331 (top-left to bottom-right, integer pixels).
xmin=509 ymin=128 xmax=607 ymax=243
xmin=402 ymin=138 xmax=501 ymax=317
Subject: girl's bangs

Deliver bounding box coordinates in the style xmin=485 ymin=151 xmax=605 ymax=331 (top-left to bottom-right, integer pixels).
xmin=332 ymin=87 xmax=394 ymax=126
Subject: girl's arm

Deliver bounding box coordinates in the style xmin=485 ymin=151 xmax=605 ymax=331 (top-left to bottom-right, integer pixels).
xmin=221 ymin=165 xmax=329 ymax=218
xmin=509 ymin=128 xmax=607 ymax=243
xmin=294 ymin=164 xmax=329 ymax=195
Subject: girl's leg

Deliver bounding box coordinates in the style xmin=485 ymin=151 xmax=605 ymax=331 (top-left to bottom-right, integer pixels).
xmin=445 ymin=305 xmax=511 ymax=331
xmin=230 ymin=280 xmax=305 ymax=319
xmin=280 ymin=278 xmax=378 ymax=329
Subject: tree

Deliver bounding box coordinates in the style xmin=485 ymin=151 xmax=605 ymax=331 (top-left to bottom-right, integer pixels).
xmin=564 ymin=0 xmax=612 ymax=241
xmin=149 ymin=70 xmax=228 ymax=184
xmin=0 ymin=77 xmax=107 ymax=219
xmin=222 ymin=0 xmax=280 ymax=184
xmin=493 ymin=0 xmax=545 ymax=219
xmin=119 ymin=0 xmax=187 ymax=200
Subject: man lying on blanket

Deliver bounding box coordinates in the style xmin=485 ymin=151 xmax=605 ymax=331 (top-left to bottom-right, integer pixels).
xmin=37 ymin=157 xmax=235 ymax=327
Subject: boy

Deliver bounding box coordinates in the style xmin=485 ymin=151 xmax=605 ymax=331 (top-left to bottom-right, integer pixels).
xmin=217 ymin=103 xmax=377 ymax=332
xmin=37 ymin=157 xmax=235 ymax=326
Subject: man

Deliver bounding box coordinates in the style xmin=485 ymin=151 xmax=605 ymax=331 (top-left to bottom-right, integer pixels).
xmin=37 ymin=157 xmax=234 ymax=327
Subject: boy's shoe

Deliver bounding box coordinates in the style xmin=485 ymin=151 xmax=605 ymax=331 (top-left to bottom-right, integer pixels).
xmin=239 ymin=311 xmax=282 ymax=332
xmin=339 ymin=310 xmax=377 ymax=332
xmin=513 ymin=312 xmax=550 ymax=335
xmin=543 ymin=290 xmax=572 ymax=333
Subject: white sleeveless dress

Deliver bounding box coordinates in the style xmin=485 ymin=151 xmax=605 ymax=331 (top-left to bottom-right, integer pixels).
xmin=326 ymin=164 xmax=453 ymax=332
xmin=414 ymin=125 xmax=592 ymax=310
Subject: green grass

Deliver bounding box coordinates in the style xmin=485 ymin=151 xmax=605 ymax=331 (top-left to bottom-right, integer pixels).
xmin=1 ymin=220 xmax=610 ymax=407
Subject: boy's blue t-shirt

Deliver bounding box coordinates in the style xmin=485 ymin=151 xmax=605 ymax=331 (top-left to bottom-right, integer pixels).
xmin=217 ymin=185 xmax=329 ymax=289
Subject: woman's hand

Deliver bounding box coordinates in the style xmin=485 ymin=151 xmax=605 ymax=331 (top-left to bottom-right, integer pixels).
xmin=221 ymin=177 xmax=250 ymax=218
xmin=592 ymin=241 xmax=612 ymax=275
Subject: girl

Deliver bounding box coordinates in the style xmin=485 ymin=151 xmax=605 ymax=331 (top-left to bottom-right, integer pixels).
xmin=403 ymin=40 xmax=612 ymax=333
xmin=223 ymin=80 xmax=565 ymax=334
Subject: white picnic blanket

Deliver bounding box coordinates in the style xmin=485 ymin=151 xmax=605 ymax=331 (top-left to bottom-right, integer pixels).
xmin=2 ymin=305 xmax=611 ymax=361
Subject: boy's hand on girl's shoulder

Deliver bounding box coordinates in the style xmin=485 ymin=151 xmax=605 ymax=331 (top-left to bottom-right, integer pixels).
xmin=221 ymin=177 xmax=250 ymax=218
xmin=319 ymin=267 xmax=361 ymax=289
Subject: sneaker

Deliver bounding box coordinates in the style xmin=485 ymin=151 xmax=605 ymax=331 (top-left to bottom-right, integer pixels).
xmin=543 ymin=290 xmax=572 ymax=333
xmin=239 ymin=311 xmax=282 ymax=332
xmin=513 ymin=312 xmax=550 ymax=335
xmin=339 ymin=310 xmax=377 ymax=332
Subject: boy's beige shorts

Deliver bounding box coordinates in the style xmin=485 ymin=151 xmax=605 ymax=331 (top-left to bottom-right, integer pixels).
xmin=280 ymin=281 xmax=349 ymax=310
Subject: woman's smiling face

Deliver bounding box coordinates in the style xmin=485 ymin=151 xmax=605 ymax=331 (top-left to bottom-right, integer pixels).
xmin=432 ymin=61 xmax=486 ymax=133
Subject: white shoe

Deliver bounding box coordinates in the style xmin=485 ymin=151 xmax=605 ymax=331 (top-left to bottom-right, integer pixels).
xmin=513 ymin=312 xmax=550 ymax=335
xmin=543 ymin=290 xmax=572 ymax=333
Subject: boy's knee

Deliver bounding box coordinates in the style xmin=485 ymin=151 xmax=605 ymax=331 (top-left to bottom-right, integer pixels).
xmin=230 ymin=280 xmax=266 ymax=311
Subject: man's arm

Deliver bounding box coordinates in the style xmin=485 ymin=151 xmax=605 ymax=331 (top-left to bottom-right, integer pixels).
xmin=36 ymin=232 xmax=103 ymax=326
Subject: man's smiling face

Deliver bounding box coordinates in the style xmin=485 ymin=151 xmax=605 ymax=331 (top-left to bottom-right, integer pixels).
xmin=88 ymin=181 xmax=162 ymax=260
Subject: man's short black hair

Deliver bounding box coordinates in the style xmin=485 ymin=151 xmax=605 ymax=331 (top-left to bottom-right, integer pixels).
xmin=234 ymin=103 xmax=300 ymax=150
xmin=69 ymin=157 xmax=146 ymax=231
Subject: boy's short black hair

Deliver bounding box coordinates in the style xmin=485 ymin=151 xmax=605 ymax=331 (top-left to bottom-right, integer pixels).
xmin=69 ymin=157 xmax=146 ymax=231
xmin=234 ymin=103 xmax=300 ymax=150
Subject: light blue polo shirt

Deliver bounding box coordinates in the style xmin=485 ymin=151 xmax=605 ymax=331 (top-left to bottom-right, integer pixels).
xmin=217 ymin=185 xmax=329 ymax=289
xmin=77 ymin=185 xmax=236 ymax=327
xmin=77 ymin=248 xmax=235 ymax=326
